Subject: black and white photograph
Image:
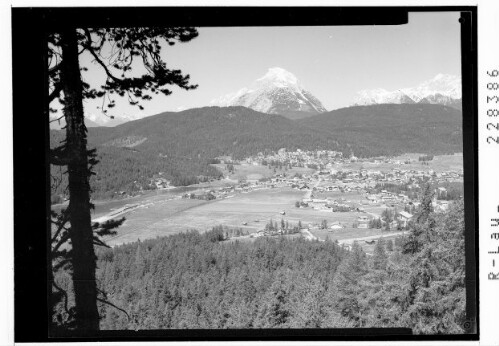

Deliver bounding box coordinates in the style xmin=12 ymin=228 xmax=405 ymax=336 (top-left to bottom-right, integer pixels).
xmin=10 ymin=5 xmax=481 ymax=342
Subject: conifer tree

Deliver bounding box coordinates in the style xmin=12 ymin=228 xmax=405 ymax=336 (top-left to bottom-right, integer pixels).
xmin=321 ymin=219 xmax=328 ymax=230
xmin=401 ymin=200 xmax=466 ymax=333
xmin=403 ymin=183 xmax=436 ymax=254
xmin=332 ymin=241 xmax=368 ymax=324
xmin=255 ymin=273 xmax=291 ymax=328
xmin=372 ymin=238 xmax=388 ymax=271
xmin=386 ymin=239 xmax=394 ymax=252
xmin=49 ymin=26 xmax=198 ymax=331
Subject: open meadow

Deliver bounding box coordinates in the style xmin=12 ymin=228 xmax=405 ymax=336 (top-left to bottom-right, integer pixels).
xmin=97 ymin=185 xmax=394 ymax=247
xmin=310 ymin=227 xmax=405 ymax=253
xmin=212 ymin=163 xmax=314 ymax=181
xmin=308 ymin=191 xmax=396 ymax=218
xmin=53 ymin=175 xmax=409 ymax=249
xmin=102 ymin=187 xmax=303 ymax=246
xmin=331 ymin=153 xmax=463 ymax=173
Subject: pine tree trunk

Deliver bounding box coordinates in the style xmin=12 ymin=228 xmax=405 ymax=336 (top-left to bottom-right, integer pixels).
xmin=60 ymin=28 xmax=100 ymax=331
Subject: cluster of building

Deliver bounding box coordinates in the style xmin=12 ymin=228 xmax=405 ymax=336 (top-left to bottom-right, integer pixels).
xmin=151 ymin=174 xmax=172 ymax=189
xmin=169 ymin=149 xmax=462 ymax=235
xmin=244 ymin=148 xmax=344 ymax=168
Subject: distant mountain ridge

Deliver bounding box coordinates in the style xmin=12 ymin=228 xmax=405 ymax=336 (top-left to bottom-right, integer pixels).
xmin=50 ymin=71 xmax=461 ymax=129
xmin=210 ymin=67 xmax=328 ymax=120
xmin=84 ymin=112 xmax=145 ymax=127
xmin=49 ymin=112 xmax=144 ymax=129
xmin=352 ymin=74 xmax=462 ymax=109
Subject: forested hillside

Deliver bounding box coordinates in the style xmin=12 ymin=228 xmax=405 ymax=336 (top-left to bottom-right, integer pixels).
xmin=50 ymin=104 xmax=463 ymax=200
xmin=299 ymin=104 xmax=462 ymax=157
xmin=85 ymin=106 xmax=348 ymax=158
xmin=52 ymin=199 xmax=466 ymax=332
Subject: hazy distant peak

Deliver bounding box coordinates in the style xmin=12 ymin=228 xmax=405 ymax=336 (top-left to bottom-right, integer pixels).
xmin=84 ymin=112 xmax=145 ymax=127
xmin=352 ymin=74 xmax=462 ymax=109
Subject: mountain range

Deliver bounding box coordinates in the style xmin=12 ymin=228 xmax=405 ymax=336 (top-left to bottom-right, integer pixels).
xmin=352 ymin=74 xmax=462 ymax=109
xmin=50 ymin=68 xmax=462 ymax=128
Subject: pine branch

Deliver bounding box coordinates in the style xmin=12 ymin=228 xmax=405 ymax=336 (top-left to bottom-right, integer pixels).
xmin=52 ymin=281 xmax=71 ymax=315
xmin=49 ymin=83 xmax=63 ymax=104
xmin=93 ymin=217 xmax=125 ymax=237
xmin=49 ymin=114 xmax=65 ymax=124
xmin=52 ymin=232 xmax=71 ymax=255
xmin=83 ymin=28 xmax=124 ymax=85
xmin=52 ymin=256 xmax=72 ymax=272
xmin=48 ymin=63 xmax=62 ymax=77
xmin=93 ymin=236 xmax=111 ymax=248
xmin=51 ymin=210 xmax=70 ymax=244
xmin=97 ymin=297 xmax=131 ymax=321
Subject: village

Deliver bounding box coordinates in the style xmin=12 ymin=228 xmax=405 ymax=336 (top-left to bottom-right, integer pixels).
xmin=139 ymin=148 xmax=464 ymax=245
xmin=88 ymin=149 xmax=463 ymax=249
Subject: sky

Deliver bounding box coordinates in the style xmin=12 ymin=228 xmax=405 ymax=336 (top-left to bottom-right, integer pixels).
xmin=81 ymin=11 xmax=462 ymax=120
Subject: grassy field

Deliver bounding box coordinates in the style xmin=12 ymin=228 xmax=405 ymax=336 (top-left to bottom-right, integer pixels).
xmin=212 ymin=163 xmax=314 ymax=181
xmin=310 ymin=227 xmax=402 ymax=242
xmin=331 ymin=153 xmax=463 ymax=173
xmin=308 ymin=191 xmax=394 ymax=218
xmin=224 ymin=233 xmax=303 ymax=244
xmin=310 ymin=228 xmax=406 ymax=254
xmin=55 ymin=176 xmax=406 ymax=247
xmin=100 ymin=186 xmax=389 ymax=246
xmin=88 ymin=187 xmax=205 ymax=218
xmin=310 ymin=227 xmax=385 ymax=241
xmin=102 ymin=187 xmax=303 ymax=246
xmin=103 ymin=198 xmax=210 ymax=245
xmin=287 ymin=209 xmax=362 ymax=228
xmin=312 ymin=191 xmax=364 ymax=201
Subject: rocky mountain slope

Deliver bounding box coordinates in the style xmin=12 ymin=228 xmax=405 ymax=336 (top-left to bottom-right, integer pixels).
xmin=210 ymin=67 xmax=327 ymax=119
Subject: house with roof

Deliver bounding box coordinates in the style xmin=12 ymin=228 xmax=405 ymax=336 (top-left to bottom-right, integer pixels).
xmin=397 ymin=211 xmax=413 ymax=227
xmin=435 ymin=200 xmax=450 ymax=213
xmin=329 ymin=221 xmax=343 ymax=230
xmin=437 ymin=187 xmax=448 ymax=198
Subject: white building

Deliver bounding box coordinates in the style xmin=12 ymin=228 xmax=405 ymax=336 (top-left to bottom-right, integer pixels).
xmin=398 ymin=211 xmax=413 ymax=227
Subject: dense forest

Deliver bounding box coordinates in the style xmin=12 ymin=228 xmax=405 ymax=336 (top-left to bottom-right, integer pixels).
xmin=52 ymin=198 xmax=466 ymax=333
xmin=299 ymin=104 xmax=463 ymax=157
xmin=50 ymin=104 xmax=463 ymax=200
xmin=50 ymin=130 xmax=222 ymax=200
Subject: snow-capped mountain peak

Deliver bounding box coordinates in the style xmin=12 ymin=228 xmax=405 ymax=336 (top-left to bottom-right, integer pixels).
xmin=354 ymin=88 xmax=415 ymax=106
xmin=405 ymin=73 xmax=461 ymax=101
xmin=352 ymin=74 xmax=462 ymax=109
xmin=256 ymin=67 xmax=300 ymax=88
xmin=210 ymin=67 xmax=327 ymax=119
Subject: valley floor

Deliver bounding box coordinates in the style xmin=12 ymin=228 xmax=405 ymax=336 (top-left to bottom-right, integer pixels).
xmin=91 ymin=185 xmax=401 ymax=253
xmin=51 ymin=153 xmax=463 ymax=252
